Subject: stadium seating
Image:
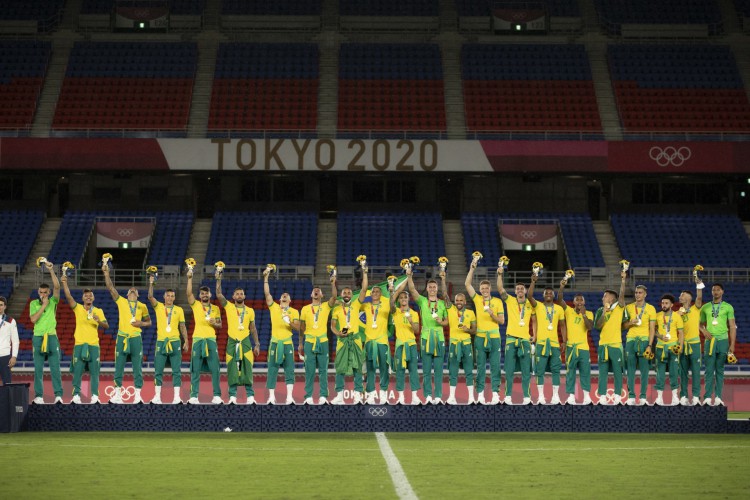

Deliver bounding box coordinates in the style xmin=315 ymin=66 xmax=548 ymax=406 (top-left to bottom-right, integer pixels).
xmin=736 ymin=0 xmax=750 ymax=17
xmin=0 ymin=210 xmax=44 ymax=269
xmin=80 ymin=0 xmax=205 ymax=15
xmin=609 ymin=44 xmax=750 ymax=133
xmin=0 ymin=41 xmax=51 ymax=132
xmin=336 ymin=212 xmax=445 ymax=267
xmin=208 ymin=43 xmax=319 ymax=133
xmin=461 ymin=212 xmax=605 ymax=269
xmin=461 ymin=44 xmax=601 ymax=135
xmin=610 ymin=214 xmax=750 ymax=268
xmin=0 ymin=0 xmax=65 ymax=31
xmin=205 ymin=212 xmax=317 ymax=267
xmin=595 ymin=0 xmax=722 ymax=34
xmin=52 ymin=42 xmax=197 ymax=134
xmin=340 ymin=0 xmax=439 ymax=16
xmin=47 ymin=211 xmax=193 ymax=267
xmin=221 ymin=0 xmax=321 ymax=15
xmin=338 ymin=43 xmax=446 ymax=134
xmin=455 ymin=0 xmax=580 ymax=17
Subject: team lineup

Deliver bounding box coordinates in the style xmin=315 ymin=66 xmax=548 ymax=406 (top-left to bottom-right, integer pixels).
xmin=22 ymin=254 xmax=737 ymax=407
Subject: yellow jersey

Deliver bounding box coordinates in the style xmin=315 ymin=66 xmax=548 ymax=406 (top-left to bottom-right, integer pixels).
xmin=598 ymin=303 xmax=625 ymax=345
xmin=269 ymin=302 xmax=299 ymax=344
xmin=503 ymin=295 xmax=534 ymax=339
xmin=332 ymin=301 xmax=361 ymax=334
xmin=565 ymin=307 xmax=593 ymax=349
xmin=656 ymin=310 xmax=684 ymax=346
xmin=72 ymin=304 xmax=106 ymax=345
xmin=191 ymin=300 xmax=220 ymax=339
xmin=301 ymin=302 xmax=332 ymax=343
xmin=392 ymin=308 xmax=419 ymax=342
xmin=153 ymin=302 xmax=185 ymax=341
xmin=471 ymin=294 xmax=503 ymax=332
xmin=447 ymin=306 xmax=476 ymax=342
xmin=624 ymin=302 xmax=657 ymax=339
xmin=360 ymin=299 xmax=391 ymax=344
xmin=115 ymin=296 xmax=149 ymax=334
xmin=681 ymin=304 xmax=701 ymax=342
xmin=223 ymin=302 xmax=255 ymax=341
xmin=534 ymin=302 xmax=565 ymax=345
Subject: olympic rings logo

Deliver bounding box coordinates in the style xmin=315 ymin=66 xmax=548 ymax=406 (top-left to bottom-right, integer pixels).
xmin=117 ymin=228 xmax=134 ymax=236
xmin=593 ymin=388 xmax=627 ymax=404
xmin=520 ymin=230 xmax=538 ymax=239
xmin=648 ymin=146 xmax=692 ymax=167
xmin=368 ymin=407 xmax=389 ymax=417
xmin=104 ymin=385 xmax=135 ymax=401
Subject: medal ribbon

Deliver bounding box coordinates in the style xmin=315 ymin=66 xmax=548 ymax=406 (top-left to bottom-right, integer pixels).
xmin=311 ymin=304 xmax=320 ymax=326
xmin=663 ymin=310 xmax=672 ymax=335
xmin=236 ymin=305 xmax=245 ymax=326
xmin=371 ymin=303 xmax=380 ymax=325
xmin=165 ymin=306 xmax=174 ymax=328
xmin=128 ymin=300 xmax=138 ymax=320
xmin=518 ymin=300 xmax=526 ymax=321
xmin=711 ymin=301 xmax=721 ymax=323
xmin=636 ymin=304 xmax=645 ymax=324
xmin=545 ymin=304 xmax=554 ymax=327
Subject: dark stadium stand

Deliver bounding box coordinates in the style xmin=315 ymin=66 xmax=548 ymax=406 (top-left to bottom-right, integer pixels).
xmin=608 ymin=45 xmax=750 ymax=133
xmin=461 ymin=44 xmax=602 ymax=135
xmin=81 ymin=0 xmax=206 ymax=15
xmin=52 ymin=41 xmax=197 ymax=134
xmin=0 ymin=41 xmax=51 ymax=132
xmin=208 ymin=43 xmax=319 ymax=134
xmin=340 ymin=0 xmax=439 ymax=16
xmin=455 ymin=0 xmax=580 ymax=17
xmin=0 ymin=210 xmax=44 ymax=269
xmin=0 ymin=0 xmax=65 ymax=31
xmin=595 ymin=0 xmax=723 ymax=35
xmin=221 ymin=0 xmax=321 ymax=15
xmin=337 ymin=43 xmax=446 ymax=134
xmin=205 ymin=212 xmax=318 ymax=267
xmin=611 ymin=214 xmax=750 ymax=269
xmin=336 ymin=212 xmax=446 ymax=268
xmin=47 ymin=211 xmax=193 ymax=267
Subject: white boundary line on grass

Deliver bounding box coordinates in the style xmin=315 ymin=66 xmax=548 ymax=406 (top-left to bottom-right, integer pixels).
xmin=375 ymin=432 xmax=418 ymax=500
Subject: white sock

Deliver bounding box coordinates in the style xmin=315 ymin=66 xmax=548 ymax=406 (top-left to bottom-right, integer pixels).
xmin=449 ymin=386 xmax=456 ymax=398
xmin=154 ymin=386 xmax=161 ymax=397
xmin=411 ymin=391 xmax=419 ymax=400
xmin=286 ymin=384 xmax=294 ymax=396
xmin=552 ymin=385 xmax=559 ymax=393
xmin=583 ymin=390 xmax=589 ymax=399
xmin=657 ymin=390 xmax=663 ymax=398
xmin=398 ymin=391 xmax=403 ymax=399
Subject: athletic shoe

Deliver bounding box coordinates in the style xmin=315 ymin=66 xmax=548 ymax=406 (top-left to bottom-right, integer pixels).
xmin=54 ymin=396 xmax=63 ymax=404
xmin=132 ymin=392 xmax=143 ymax=404
xmin=626 ymin=398 xmax=636 ymax=406
xmin=691 ymin=396 xmax=700 ymax=406
xmin=702 ymin=398 xmax=711 ymax=406
xmin=521 ymin=397 xmax=531 ymax=405
xmin=188 ymin=397 xmax=200 ymax=404
xmin=432 ymin=397 xmax=443 ymax=405
xmin=267 ymin=394 xmax=276 ymax=405
xmin=353 ymin=392 xmax=364 ymax=405
xmin=713 ymin=397 xmax=725 ymax=406
xmin=110 ymin=389 xmax=123 ymax=404
xmin=90 ymin=395 xmax=100 ymax=404
xmin=396 ymin=394 xmax=405 ymax=405
xmin=304 ymin=397 xmax=315 ymax=405
xmin=582 ymin=394 xmax=593 ymax=405
xmin=446 ymin=396 xmax=457 ymax=405
xmin=654 ymin=395 xmax=664 ymax=406
xmin=331 ymin=393 xmax=344 ymax=405
xmin=637 ymin=398 xmax=647 ymax=406
xmin=228 ymin=396 xmax=237 ymax=405
xmin=246 ymin=397 xmax=256 ymax=405
xmin=536 ymin=396 xmax=547 ymax=406
xmin=318 ymin=397 xmax=328 ymax=405
xmin=424 ymin=396 xmax=433 ymax=405
xmin=410 ymin=395 xmax=421 ymax=406
xmin=490 ymin=393 xmax=500 ymax=405
xmin=477 ymin=393 xmax=486 ymax=405
xmin=365 ymin=392 xmax=377 ymax=405
xmin=379 ymin=390 xmax=388 ymax=403
xmin=566 ymin=394 xmax=577 ymax=405
xmin=172 ymin=393 xmax=182 ymax=404
xmin=504 ymin=396 xmax=513 ymax=405
xmin=284 ymin=395 xmax=294 ymax=405
xmin=613 ymin=395 xmax=622 ymax=405
xmin=72 ymin=395 xmax=81 ymax=404
xmin=680 ymin=396 xmax=690 ymax=406
xmin=670 ymin=390 xmax=680 ymax=406
xmin=211 ymin=396 xmax=223 ymax=404
xmin=151 ymin=395 xmax=162 ymax=405
xmin=598 ymin=396 xmax=608 ymax=405
xmin=550 ymin=394 xmax=561 ymax=405
xmin=32 ymin=397 xmax=44 ymax=405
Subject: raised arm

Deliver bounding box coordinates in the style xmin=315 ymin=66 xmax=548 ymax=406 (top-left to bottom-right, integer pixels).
xmin=147 ymin=275 xmax=158 ymax=308
xmin=527 ymin=274 xmax=538 ymax=307
xmin=45 ymin=262 xmax=60 ymax=300
xmin=556 ymin=279 xmax=568 ymax=310
xmin=694 ymin=278 xmax=703 ymax=309
xmin=328 ymin=276 xmax=338 ymax=308
xmin=465 ymin=261 xmax=477 ymax=297
xmin=497 ymin=266 xmax=508 ymax=301
xmin=358 ymin=266 xmax=369 ymax=304
xmin=61 ymin=274 xmax=76 ymax=309
xmin=390 ymin=278 xmax=409 ymax=309
xmin=440 ymin=271 xmax=451 ymax=308
xmin=263 ymin=268 xmax=273 ymax=307
xmin=617 ymin=272 xmax=627 ymax=307
xmin=215 ymin=272 xmax=227 ymax=307
xmin=406 ymin=267 xmax=420 ymax=302
xmin=186 ymin=269 xmax=195 ymax=305
xmin=102 ymin=264 xmax=119 ymax=301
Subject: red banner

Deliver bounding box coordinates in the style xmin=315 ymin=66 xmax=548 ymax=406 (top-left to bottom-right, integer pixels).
xmin=501 ymin=223 xmax=558 ymax=250
xmin=607 ymin=141 xmax=736 ymax=173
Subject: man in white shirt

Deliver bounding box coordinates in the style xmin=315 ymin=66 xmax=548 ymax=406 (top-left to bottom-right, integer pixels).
xmin=0 ymin=296 xmax=19 ymax=384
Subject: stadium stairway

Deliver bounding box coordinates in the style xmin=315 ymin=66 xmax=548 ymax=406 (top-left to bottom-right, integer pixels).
xmin=439 ymin=33 xmax=467 ymax=140
xmin=443 ymin=220 xmax=467 ymax=278
xmin=316 ymin=33 xmax=339 ymax=139
xmin=187 ymin=37 xmax=221 ymax=139
xmin=716 ymin=0 xmax=743 ymax=33
xmin=584 ymin=41 xmax=623 ymax=140
xmin=592 ymin=220 xmax=622 ymax=271
xmin=30 ymin=37 xmax=74 ymax=138
xmin=7 ymin=218 xmax=61 ymax=319
xmin=314 ymin=218 xmax=337 ymax=286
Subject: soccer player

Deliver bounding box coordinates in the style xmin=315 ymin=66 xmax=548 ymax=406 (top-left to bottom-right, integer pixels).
xmin=186 ymin=268 xmax=222 ymax=404
xmin=103 ymin=263 xmax=151 ymax=404
xmin=391 ymin=279 xmax=421 ymax=405
xmin=0 ymin=297 xmax=18 ymax=386
xmin=148 ymin=275 xmax=188 ymax=404
xmin=556 ymin=280 xmax=594 ymax=405
xmin=62 ymin=274 xmax=108 ymax=404
xmin=358 ymin=266 xmax=391 ymax=404
xmin=528 ymin=275 xmax=566 ymax=405
xmin=300 ymin=277 xmax=337 ymax=405
xmin=444 ymin=277 xmax=477 ymax=405
xmin=465 ymin=260 xmax=505 ymax=404
xmin=594 ymin=272 xmax=627 ymax=405
xmin=330 ymin=286 xmax=364 ymax=405
xmin=30 ymin=262 xmax=63 ymax=404
xmin=623 ymin=284 xmax=657 ymax=405
xmin=216 ymin=275 xmax=260 ymax=405
xmin=264 ymin=267 xmax=300 ymax=405
xmin=654 ymin=294 xmax=683 ymax=406
xmin=678 ymin=279 xmax=703 ymax=406
xmin=407 ymin=267 xmax=447 ymax=404
xmin=498 ymin=266 xmax=535 ymax=405
xmin=699 ymin=283 xmax=736 ymax=406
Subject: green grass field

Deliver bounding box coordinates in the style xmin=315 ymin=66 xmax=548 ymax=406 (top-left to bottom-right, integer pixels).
xmin=2 ymin=432 xmax=749 ymax=499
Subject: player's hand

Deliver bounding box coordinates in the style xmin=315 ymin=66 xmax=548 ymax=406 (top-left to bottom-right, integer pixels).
xmin=60 ymin=275 xmax=67 ymax=283
xmin=101 ymin=264 xmax=109 ymax=274
xmin=92 ymin=313 xmax=100 ymax=322
xmin=470 ymin=260 xmax=477 ymax=270
xmin=41 ymin=296 xmax=49 ymax=306
xmin=254 ymin=345 xmax=260 ymax=357
xmin=262 ymin=268 xmax=270 ymax=278
xmin=8 ymin=356 xmax=16 ymax=368
xmin=149 ymin=275 xmax=154 ymax=284
xmin=438 ymin=270 xmax=446 ymax=279
xmin=620 ymin=271 xmax=627 ymax=280
xmin=186 ymin=269 xmax=193 ymax=279
xmin=44 ymin=261 xmax=54 ymax=271
xmin=704 ymin=331 xmax=713 ymax=340
xmin=182 ymin=342 xmax=189 ymax=353
xmin=330 ymin=275 xmax=336 ymax=285
xmin=298 ymin=344 xmax=304 ymax=357
xmin=214 ymin=270 xmax=221 ymax=280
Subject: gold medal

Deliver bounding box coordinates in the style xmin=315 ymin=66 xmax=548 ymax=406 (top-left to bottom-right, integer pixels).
xmin=372 ymin=322 xmax=378 ymax=329
xmin=547 ymin=324 xmax=553 ymax=331
xmin=130 ymin=317 xmax=136 ymax=324
xmin=712 ymin=319 xmax=718 ymax=326
xmin=519 ymin=320 xmax=525 ymax=327
xmin=166 ymin=325 xmax=172 ymax=333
